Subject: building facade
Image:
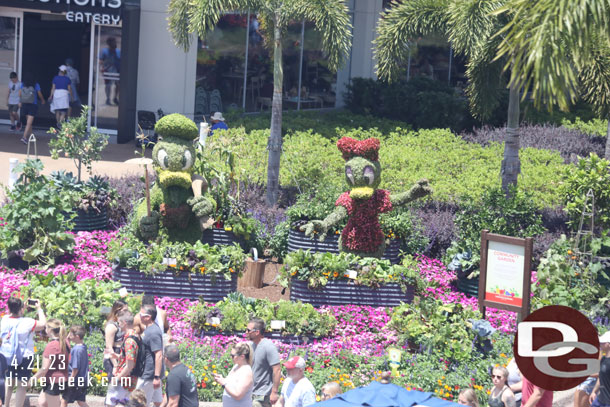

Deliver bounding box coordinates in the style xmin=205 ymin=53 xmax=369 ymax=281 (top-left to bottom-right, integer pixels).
xmin=0 ymin=0 xmax=457 ymax=143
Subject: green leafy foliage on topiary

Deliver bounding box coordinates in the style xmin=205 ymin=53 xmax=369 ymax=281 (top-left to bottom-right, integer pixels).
xmin=154 ymin=113 xmax=199 ymax=140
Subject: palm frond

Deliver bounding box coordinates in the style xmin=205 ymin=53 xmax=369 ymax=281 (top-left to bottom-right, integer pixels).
xmin=294 ymin=0 xmax=352 ymax=72
xmin=465 ymin=39 xmax=506 ymax=120
xmin=580 ymin=34 xmax=610 ymax=117
xmin=494 ymin=0 xmax=610 ymax=110
xmin=375 ymin=0 xmax=450 ymax=82
xmin=447 ymin=0 xmax=502 ymax=58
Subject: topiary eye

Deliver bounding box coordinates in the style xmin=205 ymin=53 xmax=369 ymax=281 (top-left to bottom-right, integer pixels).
xmin=182 ymin=150 xmax=193 ymax=170
xmin=363 ymin=165 xmax=375 ymax=185
xmin=345 ymin=166 xmax=354 ymax=185
xmin=157 ymin=149 xmax=169 ymax=170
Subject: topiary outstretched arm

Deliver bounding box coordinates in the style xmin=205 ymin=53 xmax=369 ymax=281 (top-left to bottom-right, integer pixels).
xmin=390 ymin=179 xmax=432 ymax=207
xmin=300 ymin=206 xmax=348 ymax=242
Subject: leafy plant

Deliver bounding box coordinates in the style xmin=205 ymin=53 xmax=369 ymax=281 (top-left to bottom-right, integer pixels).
xmin=268 ymin=221 xmax=290 ymax=262
xmin=48 ymin=106 xmax=109 ymax=182
xmin=0 ymin=160 xmax=75 ymax=266
xmin=49 ymin=172 xmax=117 ymax=214
xmin=445 ymin=186 xmax=545 ymax=277
xmin=562 ymin=153 xmax=610 ymax=230
xmin=280 ymin=250 xmax=422 ymax=292
xmin=562 ymin=117 xmax=608 ymax=138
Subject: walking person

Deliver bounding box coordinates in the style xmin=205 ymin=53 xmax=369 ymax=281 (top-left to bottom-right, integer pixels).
xmin=105 ymin=311 xmax=142 ymax=407
xmin=61 ymin=325 xmax=89 ymax=407
xmin=48 ymin=65 xmax=72 ymax=127
xmin=105 ymin=300 xmax=129 ymax=383
xmin=277 ymin=356 xmax=316 ymax=407
xmin=7 ymin=72 xmax=21 ymax=131
xmin=135 ymin=305 xmax=163 ymax=407
xmin=246 ymin=318 xmax=280 ymax=407
xmin=99 ymin=37 xmax=120 ymax=106
xmin=64 ymin=59 xmax=80 ymax=117
xmin=1 ymin=297 xmax=47 ymax=407
xmin=134 ymin=296 xmax=172 ymax=345
xmin=18 ymin=72 xmax=45 ymax=145
xmin=522 ymin=376 xmax=552 ymax=407
xmin=160 ymin=345 xmax=198 ymax=407
xmin=488 ymin=366 xmax=516 ymax=407
xmin=29 ymin=319 xmax=70 ymax=407
xmin=213 ymin=343 xmax=254 ymax=406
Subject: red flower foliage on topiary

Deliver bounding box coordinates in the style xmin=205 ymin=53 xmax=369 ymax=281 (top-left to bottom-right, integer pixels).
xmin=336 ymin=189 xmax=393 ymax=253
xmin=337 ymin=137 xmax=380 ymax=161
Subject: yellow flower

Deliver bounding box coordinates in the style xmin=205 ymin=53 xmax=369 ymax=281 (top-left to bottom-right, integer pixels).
xmin=316 ymin=396 xmax=321 ymax=401
xmin=204 ymin=366 xmax=208 ymax=370
xmin=102 ymin=372 xmax=108 ymax=377
xmin=500 ymin=353 xmax=507 ymax=358
xmin=213 ymin=370 xmax=217 ymax=374
xmin=34 ymin=346 xmax=37 ymax=353
xmin=212 ymin=365 xmax=216 ymax=368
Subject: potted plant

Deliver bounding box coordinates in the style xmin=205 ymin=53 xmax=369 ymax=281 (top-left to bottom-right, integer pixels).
xmin=0 ymin=159 xmax=75 ymax=268
xmin=50 ymin=171 xmax=116 ymax=231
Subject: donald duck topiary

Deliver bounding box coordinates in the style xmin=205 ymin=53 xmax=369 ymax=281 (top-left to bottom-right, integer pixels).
xmin=301 ymin=137 xmax=431 ymax=258
xmin=135 ymin=114 xmax=215 ymax=241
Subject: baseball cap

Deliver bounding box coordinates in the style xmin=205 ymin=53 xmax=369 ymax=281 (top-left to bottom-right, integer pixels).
xmin=58 ymin=65 xmax=68 ymax=72
xmin=283 ymin=356 xmax=306 ymax=369
xmin=599 ymin=331 xmax=610 ymax=343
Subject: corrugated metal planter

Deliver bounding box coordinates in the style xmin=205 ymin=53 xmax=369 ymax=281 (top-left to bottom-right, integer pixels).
xmin=290 ymin=278 xmax=414 ymax=307
xmin=287 ymin=229 xmax=401 ymax=264
xmin=113 ymin=267 xmax=237 ymax=301
xmin=72 ymin=207 xmax=108 ymax=232
xmin=201 ymin=228 xmax=246 ymax=250
xmin=456 ymin=275 xmax=479 ymax=298
xmin=194 ymin=329 xmax=319 ymax=344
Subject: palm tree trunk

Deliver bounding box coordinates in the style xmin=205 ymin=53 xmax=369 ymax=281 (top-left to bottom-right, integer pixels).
xmin=501 ymin=84 xmax=521 ymax=196
xmin=605 ymin=117 xmax=610 ymax=160
xmin=266 ymin=13 xmax=283 ymax=206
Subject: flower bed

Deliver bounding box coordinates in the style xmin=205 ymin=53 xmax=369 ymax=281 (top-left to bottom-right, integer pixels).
xmin=113 ymin=267 xmax=238 ymax=302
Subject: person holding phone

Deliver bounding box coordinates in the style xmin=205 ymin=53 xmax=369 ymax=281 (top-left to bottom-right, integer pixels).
xmin=1 ymin=297 xmax=47 ymax=407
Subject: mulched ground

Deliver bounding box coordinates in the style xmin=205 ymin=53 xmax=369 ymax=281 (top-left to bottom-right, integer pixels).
xmin=238 ymin=260 xmax=290 ymax=302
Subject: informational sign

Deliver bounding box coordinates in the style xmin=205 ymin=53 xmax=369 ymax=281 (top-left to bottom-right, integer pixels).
xmin=479 ymin=230 xmax=533 ymax=320
xmin=5 ymin=0 xmax=122 ymax=25
xmin=485 ymin=241 xmax=525 ymax=306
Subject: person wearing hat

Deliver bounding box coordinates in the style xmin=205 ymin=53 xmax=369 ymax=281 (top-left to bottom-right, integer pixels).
xmin=277 ymin=356 xmax=315 ymax=407
xmin=64 ymin=58 xmax=80 ymax=117
xmin=589 ymin=332 xmax=610 ymax=407
xmin=48 ymin=65 xmax=73 ymax=127
xmin=210 ymin=112 xmax=228 ymax=136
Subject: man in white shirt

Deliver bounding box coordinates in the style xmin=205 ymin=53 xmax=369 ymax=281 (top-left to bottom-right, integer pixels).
xmin=278 ymin=356 xmax=316 ymax=407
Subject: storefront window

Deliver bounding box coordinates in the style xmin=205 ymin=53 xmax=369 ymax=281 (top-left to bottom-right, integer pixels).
xmin=194 ymin=13 xmax=247 ymax=118
xmin=301 ymin=21 xmax=338 ymax=109
xmin=0 ymin=16 xmax=20 ymax=121
xmin=93 ymin=25 xmax=121 ymax=131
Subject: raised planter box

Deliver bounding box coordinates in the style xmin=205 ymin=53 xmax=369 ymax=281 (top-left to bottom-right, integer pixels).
xmin=201 ymin=227 xmax=246 ymax=250
xmin=290 ymin=278 xmax=414 ymax=307
xmin=72 ymin=207 xmax=108 ymax=232
xmin=287 ymin=229 xmax=401 ymax=264
xmin=456 ymin=275 xmax=479 ymax=298
xmin=113 ymin=267 xmax=237 ymax=301
xmin=195 ymin=329 xmax=319 ymax=344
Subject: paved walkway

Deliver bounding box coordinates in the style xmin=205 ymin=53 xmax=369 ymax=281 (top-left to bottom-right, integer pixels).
xmin=0 ymin=124 xmax=151 ymax=186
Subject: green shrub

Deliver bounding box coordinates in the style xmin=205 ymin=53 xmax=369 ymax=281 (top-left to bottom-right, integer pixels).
xmin=562 ymin=117 xmax=608 ymax=138
xmin=155 ymin=113 xmax=199 ymax=140
xmin=268 ymin=221 xmax=290 ymax=262
xmin=562 ymin=153 xmax=610 ymax=230
xmin=445 ymin=187 xmax=545 ymax=274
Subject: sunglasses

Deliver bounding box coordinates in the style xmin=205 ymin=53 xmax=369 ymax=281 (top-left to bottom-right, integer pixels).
xmin=245 ymin=328 xmax=258 ymax=333
xmin=491 ymin=375 xmax=504 ymax=379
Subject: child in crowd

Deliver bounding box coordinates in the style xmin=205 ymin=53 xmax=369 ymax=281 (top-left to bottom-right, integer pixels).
xmin=61 ymin=325 xmax=89 ymax=407
xmin=7 ymin=72 xmax=21 ymax=131
xmin=127 ymin=389 xmax=146 ymax=407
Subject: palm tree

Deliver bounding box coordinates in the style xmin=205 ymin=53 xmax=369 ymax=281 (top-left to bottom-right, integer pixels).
xmin=495 ymin=0 xmax=610 ymax=158
xmin=168 ymin=0 xmax=352 ymax=205
xmin=375 ymin=0 xmax=523 ymax=194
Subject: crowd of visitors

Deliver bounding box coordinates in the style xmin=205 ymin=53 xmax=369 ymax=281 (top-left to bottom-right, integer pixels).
xmin=0 ymin=295 xmax=572 ymax=407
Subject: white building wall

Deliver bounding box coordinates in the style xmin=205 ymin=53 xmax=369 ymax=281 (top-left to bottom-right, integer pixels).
xmin=336 ymin=0 xmax=382 ymax=107
xmin=137 ymin=0 xmax=196 ymax=118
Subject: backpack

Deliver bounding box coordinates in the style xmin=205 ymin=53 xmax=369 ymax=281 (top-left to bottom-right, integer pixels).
xmin=0 ymin=319 xmax=27 ymax=367
xmin=120 ymin=335 xmax=145 ymax=377
xmin=20 ymin=86 xmax=35 ymax=104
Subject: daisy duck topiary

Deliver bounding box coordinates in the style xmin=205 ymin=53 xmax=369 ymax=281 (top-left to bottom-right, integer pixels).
xmin=301 ymin=137 xmax=431 ymax=258
xmin=135 ymin=114 xmax=215 ymax=241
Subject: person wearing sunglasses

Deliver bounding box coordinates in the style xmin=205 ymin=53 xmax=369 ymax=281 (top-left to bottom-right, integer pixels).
xmin=161 ymin=345 xmax=198 ymax=407
xmin=245 ymin=318 xmax=280 ymax=407
xmin=135 ymin=305 xmax=164 ymax=407
xmin=489 ymin=367 xmax=516 ymax=407
xmin=213 ymin=342 xmax=253 ymax=406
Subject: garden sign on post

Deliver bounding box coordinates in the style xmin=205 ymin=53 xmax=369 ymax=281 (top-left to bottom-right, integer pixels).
xmin=478 ymin=230 xmax=533 ymax=321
